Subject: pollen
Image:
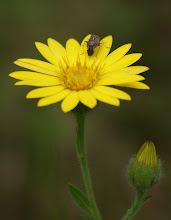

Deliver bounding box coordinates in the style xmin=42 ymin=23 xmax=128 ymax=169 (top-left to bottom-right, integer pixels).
xmin=60 ymin=60 xmax=101 ymax=91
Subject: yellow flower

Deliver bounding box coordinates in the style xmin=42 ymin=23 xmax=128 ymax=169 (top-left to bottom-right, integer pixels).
xmin=9 ymin=35 xmax=149 ymax=113
xmin=136 ymin=141 xmax=157 ymax=167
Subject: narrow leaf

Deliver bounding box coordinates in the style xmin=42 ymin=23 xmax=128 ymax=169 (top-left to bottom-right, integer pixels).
xmin=68 ymin=183 xmax=93 ymax=218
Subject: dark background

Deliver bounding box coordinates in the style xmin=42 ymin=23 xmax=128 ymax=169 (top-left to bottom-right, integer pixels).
xmin=0 ymin=0 xmax=170 ymax=219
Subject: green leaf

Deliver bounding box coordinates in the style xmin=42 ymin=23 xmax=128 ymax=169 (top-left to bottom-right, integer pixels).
xmin=80 ymin=215 xmax=88 ymax=220
xmin=68 ymin=183 xmax=93 ymax=218
xmin=142 ymin=195 xmax=152 ymax=203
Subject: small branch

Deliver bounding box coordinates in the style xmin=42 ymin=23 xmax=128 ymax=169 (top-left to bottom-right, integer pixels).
xmin=122 ymin=191 xmax=145 ymax=220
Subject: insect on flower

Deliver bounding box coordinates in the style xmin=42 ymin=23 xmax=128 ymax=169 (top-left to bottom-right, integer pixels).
xmin=86 ymin=35 xmax=101 ymax=56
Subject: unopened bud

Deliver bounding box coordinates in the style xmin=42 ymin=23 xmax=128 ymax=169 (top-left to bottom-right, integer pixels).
xmin=127 ymin=141 xmax=161 ymax=192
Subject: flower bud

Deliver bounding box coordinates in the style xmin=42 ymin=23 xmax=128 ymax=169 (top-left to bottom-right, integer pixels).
xmin=127 ymin=141 xmax=161 ymax=192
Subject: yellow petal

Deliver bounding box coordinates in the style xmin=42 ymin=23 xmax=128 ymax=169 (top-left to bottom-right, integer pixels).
xmin=96 ymin=35 xmax=113 ymax=61
xmin=96 ymin=74 xmax=145 ymax=86
xmin=94 ymin=85 xmax=131 ymax=100
xmin=11 ymin=71 xmax=62 ymax=86
xmin=61 ymin=91 xmax=79 ymax=113
xmin=14 ymin=59 xmax=59 ymax=77
xmin=119 ymin=82 xmax=150 ymax=89
xmin=38 ymin=89 xmax=71 ymax=107
xmin=100 ymin=69 xmax=123 ymax=77
xmin=90 ymin=88 xmax=120 ymax=106
xmin=102 ymin=53 xmax=142 ymax=74
xmin=79 ymin=90 xmax=97 ymax=108
xmin=14 ymin=80 xmax=61 ymax=87
xmin=26 ymin=86 xmax=65 ymax=98
xmin=47 ymin=38 xmax=66 ymax=62
xmin=79 ymin=34 xmax=91 ymax=65
xmin=66 ymin=39 xmax=80 ymax=66
xmin=35 ymin=42 xmax=60 ymax=67
xmin=123 ymin=66 xmax=149 ymax=75
xmin=101 ymin=66 xmax=149 ymax=77
xmin=9 ymin=71 xmax=59 ymax=81
xmin=136 ymin=141 xmax=157 ymax=167
xmin=102 ymin=43 xmax=132 ymax=67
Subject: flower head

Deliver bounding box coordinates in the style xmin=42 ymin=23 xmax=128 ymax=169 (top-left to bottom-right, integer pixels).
xmin=9 ymin=35 xmax=149 ymax=113
xmin=127 ymin=141 xmax=161 ymax=192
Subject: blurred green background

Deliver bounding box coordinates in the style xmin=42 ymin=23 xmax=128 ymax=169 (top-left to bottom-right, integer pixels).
xmin=0 ymin=0 xmax=170 ymax=219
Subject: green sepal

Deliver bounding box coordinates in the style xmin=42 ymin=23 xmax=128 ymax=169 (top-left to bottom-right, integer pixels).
xmin=68 ymin=183 xmax=94 ymax=218
xmin=142 ymin=195 xmax=152 ymax=204
xmin=127 ymin=156 xmax=161 ymax=192
xmin=80 ymin=215 xmax=88 ymax=220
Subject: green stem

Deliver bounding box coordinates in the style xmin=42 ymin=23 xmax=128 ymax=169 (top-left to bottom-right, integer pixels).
xmin=122 ymin=191 xmax=145 ymax=220
xmin=74 ymin=108 xmax=102 ymax=220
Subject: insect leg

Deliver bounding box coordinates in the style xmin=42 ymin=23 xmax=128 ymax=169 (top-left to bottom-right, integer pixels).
xmin=80 ymin=41 xmax=88 ymax=55
xmin=99 ymin=41 xmax=110 ymax=48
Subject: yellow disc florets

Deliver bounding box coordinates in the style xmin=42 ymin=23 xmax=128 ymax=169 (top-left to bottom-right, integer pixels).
xmin=59 ymin=59 xmax=102 ymax=91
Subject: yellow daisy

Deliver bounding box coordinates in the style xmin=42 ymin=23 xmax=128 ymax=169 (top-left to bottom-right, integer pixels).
xmin=9 ymin=35 xmax=149 ymax=113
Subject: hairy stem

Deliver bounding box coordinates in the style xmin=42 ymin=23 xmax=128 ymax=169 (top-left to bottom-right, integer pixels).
xmin=75 ymin=108 xmax=102 ymax=220
xmin=122 ymin=191 xmax=145 ymax=220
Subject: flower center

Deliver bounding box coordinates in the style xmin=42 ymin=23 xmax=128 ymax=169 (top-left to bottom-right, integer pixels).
xmin=59 ymin=60 xmax=101 ymax=91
